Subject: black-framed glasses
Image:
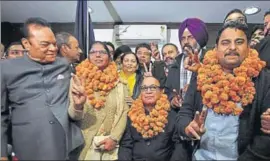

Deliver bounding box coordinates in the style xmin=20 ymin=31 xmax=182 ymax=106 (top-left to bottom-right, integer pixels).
xmin=89 ymin=50 xmax=108 ymax=55
xmin=140 ymin=85 xmax=161 ymax=92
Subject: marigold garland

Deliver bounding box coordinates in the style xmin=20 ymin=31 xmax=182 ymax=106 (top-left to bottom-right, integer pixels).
xmin=76 ymin=60 xmax=119 ymax=109
xmin=128 ymin=94 xmax=170 ymax=138
xmin=197 ymin=49 xmax=266 ymax=115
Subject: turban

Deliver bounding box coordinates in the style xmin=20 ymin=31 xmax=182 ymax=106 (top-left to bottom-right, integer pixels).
xmin=178 ymin=18 xmax=209 ymax=48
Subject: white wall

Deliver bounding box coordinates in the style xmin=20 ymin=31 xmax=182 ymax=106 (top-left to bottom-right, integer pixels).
xmin=93 ymin=29 xmax=182 ymax=53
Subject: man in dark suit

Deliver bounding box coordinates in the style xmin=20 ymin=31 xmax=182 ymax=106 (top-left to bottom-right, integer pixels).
xmin=1 ymin=17 xmax=84 ymax=160
xmin=118 ymin=77 xmax=190 ymax=161
xmin=56 ymin=32 xmax=82 ymax=74
xmin=165 ymin=18 xmax=209 ymax=111
xmin=177 ymin=21 xmax=270 ymax=161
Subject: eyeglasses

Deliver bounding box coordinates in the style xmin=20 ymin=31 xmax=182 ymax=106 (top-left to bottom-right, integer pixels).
xmin=140 ymin=85 xmax=160 ymax=92
xmin=89 ymin=50 xmax=108 ymax=55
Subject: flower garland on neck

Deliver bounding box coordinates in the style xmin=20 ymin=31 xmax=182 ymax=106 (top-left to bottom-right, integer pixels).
xmin=197 ymin=49 xmax=266 ymax=115
xmin=128 ymin=94 xmax=170 ymax=138
xmin=76 ymin=60 xmax=119 ymax=109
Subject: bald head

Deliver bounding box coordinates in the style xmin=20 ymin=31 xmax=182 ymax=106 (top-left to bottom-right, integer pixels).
xmin=142 ymin=76 xmax=160 ymax=87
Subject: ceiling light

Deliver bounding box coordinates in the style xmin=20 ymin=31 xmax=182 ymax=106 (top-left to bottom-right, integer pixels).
xmin=88 ymin=6 xmax=93 ymax=14
xmin=243 ymin=6 xmax=261 ymax=15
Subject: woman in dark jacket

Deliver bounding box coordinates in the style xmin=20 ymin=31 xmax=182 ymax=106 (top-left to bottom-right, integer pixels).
xmin=113 ymin=45 xmax=132 ymax=71
xmin=119 ymin=52 xmax=143 ymax=106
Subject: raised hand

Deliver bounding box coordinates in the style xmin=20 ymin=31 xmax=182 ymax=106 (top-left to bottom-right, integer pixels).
xmin=71 ymin=74 xmax=86 ymax=110
xmin=183 ymin=47 xmax=202 ymax=72
xmin=185 ymin=108 xmax=208 ymax=140
xmin=171 ymin=89 xmax=183 ymax=108
xmin=143 ymin=63 xmax=153 ymax=77
xmin=261 ymin=108 xmax=270 ymax=134
xmin=150 ymin=42 xmax=161 ymax=61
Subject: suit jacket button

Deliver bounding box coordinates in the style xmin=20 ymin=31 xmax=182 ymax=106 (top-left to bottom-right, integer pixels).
xmin=146 ymin=141 xmax=151 ymax=146
xmin=49 ymin=121 xmax=55 ymax=124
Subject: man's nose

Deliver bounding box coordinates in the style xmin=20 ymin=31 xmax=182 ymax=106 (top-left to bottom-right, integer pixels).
xmin=49 ymin=44 xmax=57 ymax=51
xmin=229 ymin=42 xmax=236 ymax=50
xmin=78 ymin=48 xmax=83 ymax=54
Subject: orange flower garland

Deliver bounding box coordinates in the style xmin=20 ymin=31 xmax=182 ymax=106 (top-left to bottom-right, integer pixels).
xmin=197 ymin=49 xmax=266 ymax=115
xmin=128 ymin=94 xmax=170 ymax=138
xmin=76 ymin=60 xmax=119 ymax=109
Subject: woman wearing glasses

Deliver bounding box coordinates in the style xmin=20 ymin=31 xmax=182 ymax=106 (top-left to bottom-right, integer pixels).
xmin=68 ymin=41 xmax=129 ymax=160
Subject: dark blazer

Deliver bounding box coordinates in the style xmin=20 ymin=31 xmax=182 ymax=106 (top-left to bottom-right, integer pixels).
xmin=118 ymin=110 xmax=191 ymax=161
xmin=1 ymin=55 xmax=84 ymax=160
xmin=131 ymin=70 xmax=144 ymax=100
xmin=151 ymin=61 xmax=167 ymax=88
xmin=255 ymin=36 xmax=270 ymax=69
xmin=165 ymin=49 xmax=206 ymax=103
xmin=176 ymin=69 xmax=270 ymax=161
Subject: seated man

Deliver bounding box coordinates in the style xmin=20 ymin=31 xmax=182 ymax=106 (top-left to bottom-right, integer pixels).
xmin=118 ymin=76 xmax=190 ymax=161
xmin=177 ymin=21 xmax=270 ymax=161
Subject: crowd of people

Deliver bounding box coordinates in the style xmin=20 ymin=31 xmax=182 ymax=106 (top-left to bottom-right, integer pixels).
xmin=1 ymin=8 xmax=270 ymax=161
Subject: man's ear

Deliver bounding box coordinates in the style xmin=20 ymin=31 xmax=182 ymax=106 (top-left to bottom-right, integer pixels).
xmin=21 ymin=38 xmax=30 ymax=50
xmin=60 ymin=45 xmax=68 ymax=56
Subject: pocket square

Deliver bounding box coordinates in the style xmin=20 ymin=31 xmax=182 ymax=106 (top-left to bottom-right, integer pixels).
xmin=57 ymin=74 xmax=65 ymax=80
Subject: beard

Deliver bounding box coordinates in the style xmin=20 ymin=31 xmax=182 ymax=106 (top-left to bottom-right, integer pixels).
xmin=165 ymin=57 xmax=176 ymax=66
xmin=182 ymin=43 xmax=201 ymax=56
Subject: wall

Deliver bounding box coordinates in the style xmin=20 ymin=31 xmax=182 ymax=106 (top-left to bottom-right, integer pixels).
xmin=2 ymin=22 xmax=256 ymax=50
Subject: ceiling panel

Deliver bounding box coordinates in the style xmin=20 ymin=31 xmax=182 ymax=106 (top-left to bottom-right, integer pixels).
xmin=1 ymin=1 xmax=77 ymax=23
xmin=1 ymin=1 xmax=269 ymax=23
xmin=1 ymin=1 xmax=114 ymax=23
xmin=111 ymin=1 xmax=269 ymax=23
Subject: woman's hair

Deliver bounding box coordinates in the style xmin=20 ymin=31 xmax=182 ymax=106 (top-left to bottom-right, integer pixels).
xmin=89 ymin=41 xmax=110 ymax=57
xmin=113 ymin=45 xmax=132 ymax=61
xmin=120 ymin=51 xmax=140 ymax=65
xmin=104 ymin=41 xmax=115 ymax=51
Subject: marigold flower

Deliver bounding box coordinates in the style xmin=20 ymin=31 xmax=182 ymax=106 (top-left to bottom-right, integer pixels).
xmin=197 ymin=49 xmax=261 ymax=116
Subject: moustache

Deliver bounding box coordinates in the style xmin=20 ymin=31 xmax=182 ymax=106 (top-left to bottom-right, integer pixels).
xmin=225 ymin=51 xmax=240 ymax=57
xmin=165 ymin=57 xmax=174 ymax=61
xmin=183 ymin=44 xmax=195 ymax=55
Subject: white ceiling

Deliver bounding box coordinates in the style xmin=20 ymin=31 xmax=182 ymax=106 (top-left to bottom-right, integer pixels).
xmin=1 ymin=1 xmax=269 ymax=24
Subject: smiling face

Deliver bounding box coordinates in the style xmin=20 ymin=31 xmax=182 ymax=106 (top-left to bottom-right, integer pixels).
xmin=141 ymin=77 xmax=161 ymax=107
xmin=216 ymin=27 xmax=249 ymax=71
xmin=22 ymin=25 xmax=58 ymax=63
xmin=89 ymin=43 xmax=110 ymax=70
xmin=122 ymin=53 xmax=138 ymax=74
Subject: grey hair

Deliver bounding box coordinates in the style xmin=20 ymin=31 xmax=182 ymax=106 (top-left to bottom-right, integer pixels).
xmin=55 ymin=32 xmax=72 ymax=56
